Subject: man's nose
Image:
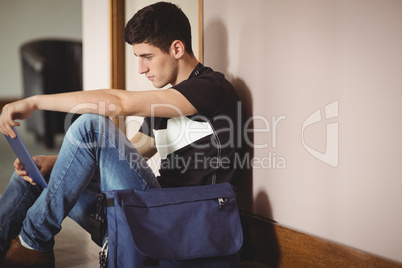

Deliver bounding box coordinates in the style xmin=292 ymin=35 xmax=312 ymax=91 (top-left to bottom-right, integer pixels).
xmin=138 ymin=59 xmax=149 ymax=74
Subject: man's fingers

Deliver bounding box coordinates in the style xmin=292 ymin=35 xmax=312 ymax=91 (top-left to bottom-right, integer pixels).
xmin=16 ymin=169 xmax=28 ymax=177
xmin=13 ymin=158 xmax=20 ymax=169
xmin=1 ymin=122 xmax=19 ymax=138
xmin=21 ymin=175 xmax=36 ymax=185
xmin=14 ymin=159 xmax=28 ymax=177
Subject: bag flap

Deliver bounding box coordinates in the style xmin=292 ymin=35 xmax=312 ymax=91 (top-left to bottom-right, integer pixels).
xmin=110 ymin=183 xmax=243 ymax=260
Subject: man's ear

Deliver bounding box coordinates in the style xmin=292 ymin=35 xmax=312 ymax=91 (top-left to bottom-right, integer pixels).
xmin=170 ymin=40 xmax=185 ymax=59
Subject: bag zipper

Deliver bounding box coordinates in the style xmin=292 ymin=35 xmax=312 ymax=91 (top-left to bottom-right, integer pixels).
xmin=217 ymin=197 xmax=229 ymax=210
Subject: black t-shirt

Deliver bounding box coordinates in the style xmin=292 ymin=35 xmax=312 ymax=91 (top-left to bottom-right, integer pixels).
xmin=139 ymin=63 xmax=244 ymax=187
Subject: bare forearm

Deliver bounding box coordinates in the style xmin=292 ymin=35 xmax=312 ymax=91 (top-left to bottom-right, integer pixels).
xmin=1 ymin=87 xmax=197 ymax=137
xmin=33 ymin=89 xmax=124 ymax=116
xmin=34 ymin=88 xmax=197 ymax=117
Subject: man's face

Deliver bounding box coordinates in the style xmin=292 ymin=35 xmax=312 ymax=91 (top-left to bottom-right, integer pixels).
xmin=132 ymin=43 xmax=178 ymax=88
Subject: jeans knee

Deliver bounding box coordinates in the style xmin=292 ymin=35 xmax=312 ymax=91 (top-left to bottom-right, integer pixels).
xmin=68 ymin=114 xmax=110 ymax=134
xmin=65 ymin=114 xmax=111 ymax=146
xmin=9 ymin=171 xmax=23 ymax=185
xmin=6 ymin=172 xmax=42 ymax=199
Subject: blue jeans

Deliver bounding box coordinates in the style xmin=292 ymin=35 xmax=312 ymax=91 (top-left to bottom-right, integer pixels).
xmin=0 ymin=114 xmax=160 ymax=252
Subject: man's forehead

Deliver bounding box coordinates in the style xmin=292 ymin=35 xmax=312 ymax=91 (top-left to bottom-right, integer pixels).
xmin=132 ymin=43 xmax=161 ymax=56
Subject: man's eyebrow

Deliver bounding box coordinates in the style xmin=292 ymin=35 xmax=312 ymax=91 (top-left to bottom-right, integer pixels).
xmin=135 ymin=53 xmax=152 ymax=58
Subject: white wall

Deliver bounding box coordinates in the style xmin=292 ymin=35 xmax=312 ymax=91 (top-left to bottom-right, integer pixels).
xmin=82 ymin=0 xmax=110 ymax=90
xmin=204 ymin=0 xmax=402 ymax=263
xmin=0 ymin=0 xmax=82 ymax=98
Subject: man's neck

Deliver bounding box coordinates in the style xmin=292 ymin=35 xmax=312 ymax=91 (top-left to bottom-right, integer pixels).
xmin=172 ymin=55 xmax=199 ymax=86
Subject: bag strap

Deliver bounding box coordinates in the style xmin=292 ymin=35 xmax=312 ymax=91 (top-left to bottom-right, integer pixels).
xmin=191 ymin=65 xmax=222 ymax=185
xmin=204 ymin=117 xmax=221 ymax=185
xmin=211 ymin=123 xmax=221 ymax=185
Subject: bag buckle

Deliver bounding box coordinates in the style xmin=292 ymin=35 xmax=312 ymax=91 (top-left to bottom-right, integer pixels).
xmin=89 ymin=193 xmax=107 ymax=246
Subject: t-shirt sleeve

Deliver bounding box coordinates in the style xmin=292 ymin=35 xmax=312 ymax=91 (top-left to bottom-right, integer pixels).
xmin=173 ymin=76 xmax=225 ymax=116
xmin=139 ymin=117 xmax=154 ymax=138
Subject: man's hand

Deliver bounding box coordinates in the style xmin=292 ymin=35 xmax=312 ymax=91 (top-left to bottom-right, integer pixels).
xmin=0 ymin=98 xmax=36 ymax=138
xmin=14 ymin=155 xmax=58 ymax=185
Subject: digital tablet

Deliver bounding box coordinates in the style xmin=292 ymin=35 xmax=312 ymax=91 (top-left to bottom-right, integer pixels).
xmin=4 ymin=126 xmax=48 ymax=187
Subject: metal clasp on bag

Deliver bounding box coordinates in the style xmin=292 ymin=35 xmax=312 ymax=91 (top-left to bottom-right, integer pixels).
xmin=99 ymin=237 xmax=108 ymax=268
xmin=217 ymin=198 xmax=229 ymax=210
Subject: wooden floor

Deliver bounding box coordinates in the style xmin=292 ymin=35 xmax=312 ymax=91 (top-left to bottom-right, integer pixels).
xmin=54 ymin=218 xmax=100 ymax=268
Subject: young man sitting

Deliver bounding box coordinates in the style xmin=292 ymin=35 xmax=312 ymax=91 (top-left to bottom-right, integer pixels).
xmin=0 ymin=2 xmax=243 ymax=267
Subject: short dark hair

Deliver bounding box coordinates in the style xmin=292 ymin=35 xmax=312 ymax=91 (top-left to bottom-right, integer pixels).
xmin=124 ymin=1 xmax=193 ymax=55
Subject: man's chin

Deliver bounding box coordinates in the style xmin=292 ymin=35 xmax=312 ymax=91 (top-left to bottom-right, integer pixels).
xmin=152 ymin=81 xmax=170 ymax=89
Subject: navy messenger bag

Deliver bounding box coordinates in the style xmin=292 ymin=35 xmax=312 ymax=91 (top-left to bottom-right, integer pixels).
xmin=97 ymin=182 xmax=243 ymax=267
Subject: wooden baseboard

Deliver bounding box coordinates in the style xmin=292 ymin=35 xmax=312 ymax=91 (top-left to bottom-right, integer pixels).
xmin=242 ymin=211 xmax=402 ymax=268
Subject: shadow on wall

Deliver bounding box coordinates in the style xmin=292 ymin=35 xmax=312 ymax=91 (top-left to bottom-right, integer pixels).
xmin=254 ymin=191 xmax=280 ymax=267
xmin=204 ymin=19 xmax=280 ymax=266
xmin=204 ymin=18 xmax=254 ymax=211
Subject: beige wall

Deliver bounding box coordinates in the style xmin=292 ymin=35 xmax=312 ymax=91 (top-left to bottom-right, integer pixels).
xmin=204 ymin=0 xmax=402 ymax=263
xmin=0 ymin=0 xmax=82 ymax=98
